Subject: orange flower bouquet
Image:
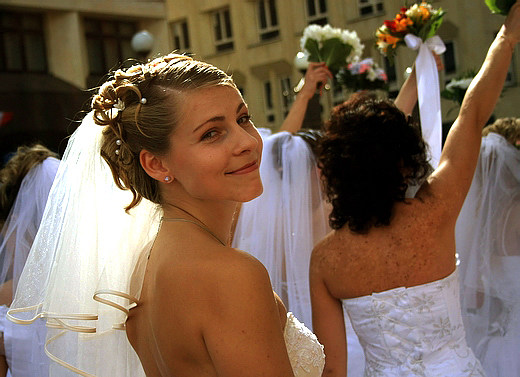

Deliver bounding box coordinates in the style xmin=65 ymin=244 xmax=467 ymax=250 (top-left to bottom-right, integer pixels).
xmin=376 ymin=2 xmax=445 ymax=62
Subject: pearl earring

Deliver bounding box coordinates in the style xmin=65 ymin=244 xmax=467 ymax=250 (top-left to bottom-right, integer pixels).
xmin=164 ymin=176 xmax=172 ymax=182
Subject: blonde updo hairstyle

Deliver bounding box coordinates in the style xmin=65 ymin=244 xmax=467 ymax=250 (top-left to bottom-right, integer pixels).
xmin=482 ymin=117 xmax=520 ymax=146
xmin=91 ymin=54 xmax=236 ymax=211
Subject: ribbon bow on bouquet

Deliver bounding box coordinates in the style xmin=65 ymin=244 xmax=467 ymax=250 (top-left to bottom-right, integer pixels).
xmin=376 ymin=2 xmax=446 ymax=168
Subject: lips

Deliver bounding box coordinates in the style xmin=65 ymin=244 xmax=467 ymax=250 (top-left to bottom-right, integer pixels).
xmin=226 ymin=161 xmax=259 ymax=175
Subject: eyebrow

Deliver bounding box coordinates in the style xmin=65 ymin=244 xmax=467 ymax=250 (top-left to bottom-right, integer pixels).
xmin=193 ymin=102 xmax=246 ymax=133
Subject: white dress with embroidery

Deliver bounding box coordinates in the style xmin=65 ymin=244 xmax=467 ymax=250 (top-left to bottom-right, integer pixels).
xmin=284 ymin=312 xmax=325 ymax=377
xmin=342 ymin=270 xmax=486 ymax=376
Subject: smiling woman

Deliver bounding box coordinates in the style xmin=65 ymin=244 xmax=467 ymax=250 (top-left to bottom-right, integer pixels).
xmin=7 ymin=54 xmax=325 ymax=377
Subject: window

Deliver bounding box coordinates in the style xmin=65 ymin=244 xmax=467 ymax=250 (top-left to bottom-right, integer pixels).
xmin=358 ymin=0 xmax=384 ymax=17
xmin=306 ymin=0 xmax=328 ymax=26
xmin=257 ymin=0 xmax=279 ymax=41
xmin=280 ymin=77 xmax=293 ymax=117
xmin=264 ymin=81 xmax=275 ymax=123
xmin=171 ymin=19 xmax=190 ymax=53
xmin=84 ymin=18 xmax=137 ymax=84
xmin=443 ymin=41 xmax=457 ymax=75
xmin=212 ymin=8 xmax=234 ymax=52
xmin=0 ymin=11 xmax=47 ymax=73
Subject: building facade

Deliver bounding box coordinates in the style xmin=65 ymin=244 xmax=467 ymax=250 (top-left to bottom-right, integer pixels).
xmin=165 ymin=0 xmax=519 ymax=132
xmin=0 ymin=0 xmax=518 ymax=156
xmin=0 ymin=0 xmax=169 ymax=156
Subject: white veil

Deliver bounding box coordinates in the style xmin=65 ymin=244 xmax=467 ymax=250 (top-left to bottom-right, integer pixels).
xmin=0 ymin=156 xmax=59 ymax=377
xmin=456 ymin=132 xmax=520 ymax=375
xmin=7 ymin=112 xmax=161 ymax=376
xmin=232 ymin=129 xmax=329 ymax=329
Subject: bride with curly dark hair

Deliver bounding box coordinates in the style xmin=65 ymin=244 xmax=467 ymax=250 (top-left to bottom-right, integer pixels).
xmin=310 ymin=3 xmax=520 ymax=376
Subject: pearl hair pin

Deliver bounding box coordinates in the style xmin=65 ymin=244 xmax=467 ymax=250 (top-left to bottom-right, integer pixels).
xmin=140 ymin=97 xmax=147 ymax=105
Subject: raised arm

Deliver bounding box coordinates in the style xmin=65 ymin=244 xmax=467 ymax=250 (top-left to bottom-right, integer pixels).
xmin=279 ymin=62 xmax=333 ymax=133
xmin=423 ymin=2 xmax=520 ymax=215
xmin=394 ymin=54 xmax=443 ymax=116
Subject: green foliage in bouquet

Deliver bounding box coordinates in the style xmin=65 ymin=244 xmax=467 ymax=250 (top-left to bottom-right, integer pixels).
xmin=485 ymin=0 xmax=515 ymax=15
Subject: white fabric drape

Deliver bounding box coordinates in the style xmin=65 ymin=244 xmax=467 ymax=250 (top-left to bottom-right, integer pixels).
xmin=233 ymin=129 xmax=329 ymax=330
xmin=0 ymin=157 xmax=59 ymax=377
xmin=456 ymin=133 xmax=520 ymax=377
xmin=405 ymin=34 xmax=446 ymax=168
xmin=7 ymin=113 xmax=161 ymax=376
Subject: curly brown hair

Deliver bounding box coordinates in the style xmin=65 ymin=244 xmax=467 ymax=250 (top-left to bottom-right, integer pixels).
xmin=0 ymin=144 xmax=58 ymax=220
xmin=318 ymin=94 xmax=431 ymax=233
xmin=91 ymin=54 xmax=236 ymax=211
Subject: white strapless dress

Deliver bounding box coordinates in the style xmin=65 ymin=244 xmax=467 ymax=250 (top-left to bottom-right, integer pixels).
xmin=342 ymin=270 xmax=486 ymax=376
xmin=284 ymin=312 xmax=325 ymax=376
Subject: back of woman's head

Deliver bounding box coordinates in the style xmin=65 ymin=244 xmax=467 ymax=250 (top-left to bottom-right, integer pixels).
xmin=318 ymin=94 xmax=430 ymax=233
xmin=482 ymin=117 xmax=520 ymax=146
xmin=0 ymin=144 xmax=58 ymax=221
xmin=91 ymin=54 xmax=236 ymax=211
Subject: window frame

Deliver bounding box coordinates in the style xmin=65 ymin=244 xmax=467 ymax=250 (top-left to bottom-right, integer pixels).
xmin=212 ymin=7 xmax=234 ymax=53
xmin=171 ymin=19 xmax=191 ymax=53
xmin=0 ymin=10 xmax=48 ymax=73
xmin=305 ymin=0 xmax=328 ymax=26
xmin=357 ymin=0 xmax=384 ymax=18
xmin=257 ymin=0 xmax=280 ymax=41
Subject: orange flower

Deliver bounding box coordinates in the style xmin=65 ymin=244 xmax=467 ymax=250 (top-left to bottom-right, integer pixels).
xmin=384 ymin=34 xmax=400 ymax=48
xmin=394 ymin=17 xmax=413 ymax=32
xmin=418 ymin=5 xmax=430 ymax=19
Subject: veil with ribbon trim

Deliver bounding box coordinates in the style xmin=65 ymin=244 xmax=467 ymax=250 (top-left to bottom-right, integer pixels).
xmin=0 ymin=156 xmax=59 ymax=376
xmin=456 ymin=132 xmax=520 ymax=376
xmin=7 ymin=112 xmax=161 ymax=376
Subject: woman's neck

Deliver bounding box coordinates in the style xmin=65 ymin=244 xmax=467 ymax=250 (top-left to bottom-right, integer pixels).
xmin=161 ymin=199 xmax=237 ymax=247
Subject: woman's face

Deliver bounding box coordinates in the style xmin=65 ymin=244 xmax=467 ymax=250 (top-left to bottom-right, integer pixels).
xmin=166 ymin=85 xmax=263 ymax=203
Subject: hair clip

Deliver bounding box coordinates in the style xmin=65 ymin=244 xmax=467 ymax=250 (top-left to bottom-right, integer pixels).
xmin=114 ymin=99 xmax=125 ymax=112
xmin=116 ymin=139 xmax=122 ymax=146
xmin=115 ymin=149 xmax=120 ymax=155
xmin=140 ymin=97 xmax=147 ymax=105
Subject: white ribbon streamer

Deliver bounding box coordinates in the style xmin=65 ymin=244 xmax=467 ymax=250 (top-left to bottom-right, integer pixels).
xmin=405 ymin=34 xmax=446 ymax=168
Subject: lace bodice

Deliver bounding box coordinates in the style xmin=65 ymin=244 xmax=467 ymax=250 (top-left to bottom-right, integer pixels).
xmin=342 ymin=270 xmax=486 ymax=376
xmin=284 ymin=312 xmax=325 ymax=377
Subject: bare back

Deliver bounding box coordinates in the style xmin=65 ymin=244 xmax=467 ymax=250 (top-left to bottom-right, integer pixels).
xmin=126 ymin=223 xmax=290 ymax=377
xmin=313 ymin=186 xmax=457 ymax=300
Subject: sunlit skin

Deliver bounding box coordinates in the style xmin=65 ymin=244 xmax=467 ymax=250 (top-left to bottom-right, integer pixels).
xmin=127 ymin=85 xmax=295 ymax=377
xmin=166 ymin=86 xmax=264 ymax=205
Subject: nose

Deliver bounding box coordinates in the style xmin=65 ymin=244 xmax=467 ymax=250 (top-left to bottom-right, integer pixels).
xmin=232 ymin=125 xmax=261 ymax=156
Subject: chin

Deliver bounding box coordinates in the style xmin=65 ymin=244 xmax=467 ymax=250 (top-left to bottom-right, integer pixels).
xmin=238 ymin=182 xmax=264 ymax=203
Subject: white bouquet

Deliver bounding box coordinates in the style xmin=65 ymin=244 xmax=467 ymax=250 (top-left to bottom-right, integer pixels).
xmin=300 ymin=24 xmax=363 ymax=74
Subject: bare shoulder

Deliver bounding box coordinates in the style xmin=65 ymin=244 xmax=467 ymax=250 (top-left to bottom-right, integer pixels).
xmin=310 ymin=230 xmax=339 ymax=276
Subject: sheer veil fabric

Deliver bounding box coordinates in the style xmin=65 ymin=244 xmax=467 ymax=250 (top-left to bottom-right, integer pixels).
xmin=7 ymin=112 xmax=160 ymax=376
xmin=0 ymin=156 xmax=59 ymax=376
xmin=456 ymin=133 xmax=520 ymax=376
xmin=233 ymin=129 xmax=329 ymax=330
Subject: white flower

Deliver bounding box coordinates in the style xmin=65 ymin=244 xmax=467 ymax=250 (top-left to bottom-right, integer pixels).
xmin=406 ymin=3 xmax=433 ymax=18
xmin=446 ymin=78 xmax=473 ymax=91
xmin=113 ymin=98 xmax=125 ymax=112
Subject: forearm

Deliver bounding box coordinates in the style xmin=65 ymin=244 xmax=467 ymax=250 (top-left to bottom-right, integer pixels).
xmin=459 ymin=27 xmax=515 ymax=128
xmin=394 ymin=68 xmax=418 ymax=116
xmin=278 ymin=92 xmax=313 ymax=133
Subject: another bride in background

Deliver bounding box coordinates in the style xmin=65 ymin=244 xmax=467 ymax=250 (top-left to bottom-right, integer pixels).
xmin=456 ymin=118 xmax=520 ymax=377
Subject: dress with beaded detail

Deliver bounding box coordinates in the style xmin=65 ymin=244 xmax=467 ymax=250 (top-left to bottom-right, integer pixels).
xmin=284 ymin=312 xmax=325 ymax=377
xmin=342 ymin=269 xmax=486 ymax=376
